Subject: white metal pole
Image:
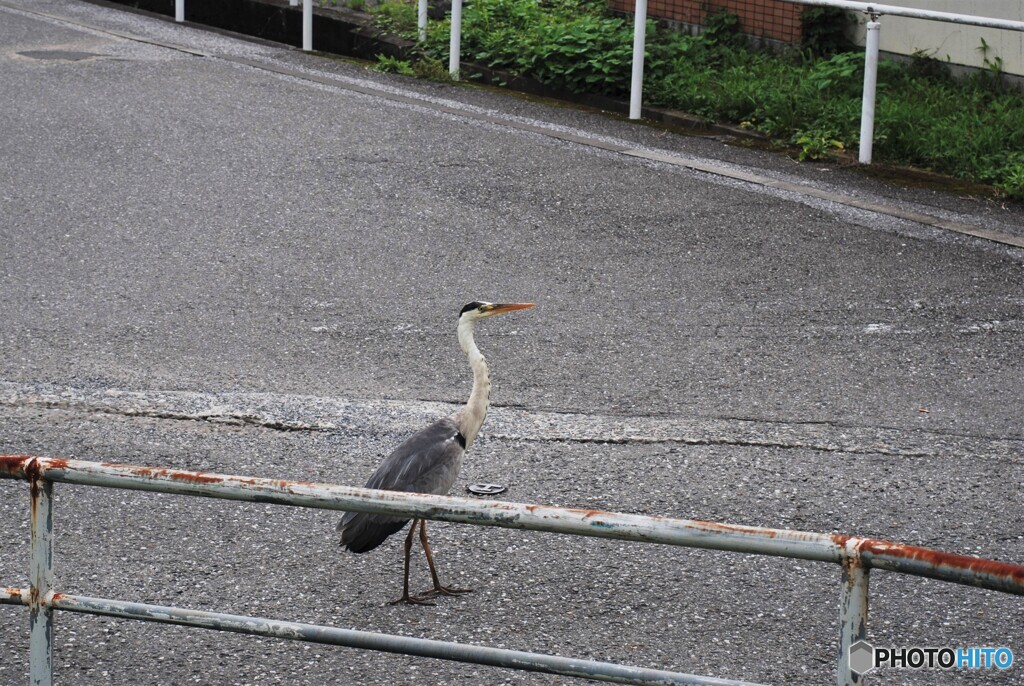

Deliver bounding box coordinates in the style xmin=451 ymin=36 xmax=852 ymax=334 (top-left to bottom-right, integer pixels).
xmin=418 ymin=0 xmax=427 ymax=42
xmin=858 ymin=20 xmax=880 ymax=164
xmin=449 ymin=0 xmax=463 ymax=77
xmin=628 ymin=0 xmax=649 ymax=120
xmin=175 ymin=0 xmax=184 ymax=22
xmin=302 ymin=0 xmax=313 ymax=52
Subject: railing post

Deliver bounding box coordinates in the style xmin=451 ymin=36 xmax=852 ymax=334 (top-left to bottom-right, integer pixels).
xmin=858 ymin=16 xmax=881 ymax=164
xmin=29 ymin=466 xmax=54 ymax=686
xmin=629 ymin=0 xmax=649 ymax=119
xmin=302 ymin=0 xmax=313 ymax=51
xmin=837 ymin=540 xmax=869 ymax=686
xmin=449 ymin=0 xmax=463 ymax=77
xmin=175 ymin=0 xmax=184 ymax=23
xmin=418 ymin=0 xmax=428 ymax=42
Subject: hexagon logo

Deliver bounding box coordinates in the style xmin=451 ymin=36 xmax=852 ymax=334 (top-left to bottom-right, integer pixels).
xmin=849 ymin=640 xmax=876 ymax=676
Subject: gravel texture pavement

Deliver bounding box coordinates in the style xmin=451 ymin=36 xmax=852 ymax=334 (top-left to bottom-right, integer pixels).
xmin=0 ymin=2 xmax=1021 ymax=684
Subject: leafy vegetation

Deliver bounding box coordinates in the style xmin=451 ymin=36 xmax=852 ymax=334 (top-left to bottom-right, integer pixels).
xmin=374 ymin=54 xmax=416 ymax=75
xmin=369 ymin=0 xmax=1024 ymax=198
xmin=800 ymin=6 xmax=855 ymax=57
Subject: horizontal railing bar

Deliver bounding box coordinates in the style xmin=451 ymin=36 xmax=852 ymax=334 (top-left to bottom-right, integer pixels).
xmin=1 ymin=586 xmax=28 ymax=606
xmin=2 ymin=456 xmax=1022 ymax=595
xmin=858 ymin=542 xmax=1024 ymax=596
xmin=783 ymin=0 xmax=1024 ymax=32
xmin=1 ymin=456 xmax=845 ymax=562
xmin=47 ymin=592 xmax=761 ymax=686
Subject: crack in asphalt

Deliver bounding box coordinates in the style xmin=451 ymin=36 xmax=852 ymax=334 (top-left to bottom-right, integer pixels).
xmin=495 ymin=433 xmax=936 ymax=457
xmin=1 ymin=381 xmax=1019 ymax=461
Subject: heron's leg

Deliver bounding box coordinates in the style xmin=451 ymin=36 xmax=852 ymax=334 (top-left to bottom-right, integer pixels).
xmin=414 ymin=519 xmax=472 ymax=598
xmin=389 ymin=520 xmax=435 ymax=606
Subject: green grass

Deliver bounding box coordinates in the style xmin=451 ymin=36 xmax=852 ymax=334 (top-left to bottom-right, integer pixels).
xmin=370 ymin=0 xmax=1024 ymax=198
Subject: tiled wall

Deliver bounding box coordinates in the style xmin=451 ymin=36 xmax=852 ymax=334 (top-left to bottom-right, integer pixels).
xmin=611 ymin=0 xmax=804 ymax=44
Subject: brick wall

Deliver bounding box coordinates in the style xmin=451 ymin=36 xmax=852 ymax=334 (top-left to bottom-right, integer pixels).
xmin=610 ymin=0 xmax=804 ymax=44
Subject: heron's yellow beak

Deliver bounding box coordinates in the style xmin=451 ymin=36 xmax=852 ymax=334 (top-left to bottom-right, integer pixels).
xmin=484 ymin=303 xmax=535 ymax=316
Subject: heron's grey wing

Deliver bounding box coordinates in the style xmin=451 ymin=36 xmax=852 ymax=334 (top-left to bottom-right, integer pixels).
xmin=339 ymin=418 xmax=466 ymax=554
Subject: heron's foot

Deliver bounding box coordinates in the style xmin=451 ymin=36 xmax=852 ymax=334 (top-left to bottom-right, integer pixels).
xmin=388 ymin=593 xmax=436 ymax=607
xmin=417 ymin=585 xmax=473 ymax=599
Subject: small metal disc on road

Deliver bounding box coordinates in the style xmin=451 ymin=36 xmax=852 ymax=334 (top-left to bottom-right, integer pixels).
xmin=467 ymin=483 xmax=507 ymax=496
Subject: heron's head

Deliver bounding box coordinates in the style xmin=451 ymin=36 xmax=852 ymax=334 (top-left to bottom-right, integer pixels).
xmin=458 ymin=301 xmax=535 ymax=323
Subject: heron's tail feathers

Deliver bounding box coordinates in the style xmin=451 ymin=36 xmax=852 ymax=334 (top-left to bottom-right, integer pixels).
xmin=338 ymin=511 xmax=410 ymax=553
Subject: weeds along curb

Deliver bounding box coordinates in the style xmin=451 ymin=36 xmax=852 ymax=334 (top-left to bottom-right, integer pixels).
xmin=458 ymin=62 xmax=769 ymax=142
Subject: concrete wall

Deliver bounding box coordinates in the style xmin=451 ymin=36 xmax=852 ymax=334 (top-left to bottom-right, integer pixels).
xmin=853 ymin=1 xmax=1024 ymax=77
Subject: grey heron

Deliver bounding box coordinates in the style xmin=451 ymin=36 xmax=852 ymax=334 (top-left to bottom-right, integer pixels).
xmin=338 ymin=301 xmax=535 ymax=605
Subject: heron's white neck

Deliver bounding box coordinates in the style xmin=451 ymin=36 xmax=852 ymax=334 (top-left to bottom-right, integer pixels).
xmin=454 ymin=318 xmax=489 ymax=449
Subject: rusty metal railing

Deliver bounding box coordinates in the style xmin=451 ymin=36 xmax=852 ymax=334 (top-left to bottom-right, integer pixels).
xmin=1 ymin=456 xmax=1022 ymax=686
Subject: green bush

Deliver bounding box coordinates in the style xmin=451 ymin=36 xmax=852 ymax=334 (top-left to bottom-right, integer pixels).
xmin=374 ymin=54 xmax=415 ymax=75
xmin=416 ymin=0 xmax=635 ymax=95
xmin=369 ymin=0 xmax=418 ymax=34
xmin=800 ymin=6 xmax=855 ymax=56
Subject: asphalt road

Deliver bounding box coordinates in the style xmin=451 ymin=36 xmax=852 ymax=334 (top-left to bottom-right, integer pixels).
xmin=0 ymin=1 xmax=1022 ymax=685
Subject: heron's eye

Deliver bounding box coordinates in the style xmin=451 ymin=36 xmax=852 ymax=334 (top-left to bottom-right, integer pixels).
xmin=459 ymin=301 xmax=489 ymax=316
